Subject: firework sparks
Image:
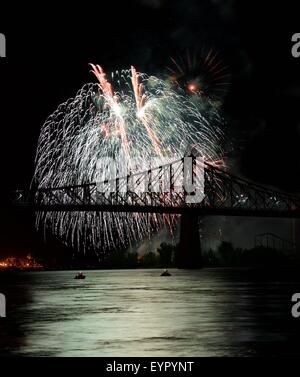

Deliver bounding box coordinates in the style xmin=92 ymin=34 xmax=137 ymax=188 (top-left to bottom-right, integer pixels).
xmin=166 ymin=49 xmax=231 ymax=103
xmin=33 ymin=65 xmax=224 ymax=254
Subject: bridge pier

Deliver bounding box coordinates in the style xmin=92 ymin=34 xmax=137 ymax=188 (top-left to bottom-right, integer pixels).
xmin=177 ymin=213 xmax=202 ymax=269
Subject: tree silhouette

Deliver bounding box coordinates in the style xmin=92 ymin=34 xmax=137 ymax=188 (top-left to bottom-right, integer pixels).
xmin=157 ymin=242 xmax=175 ymax=267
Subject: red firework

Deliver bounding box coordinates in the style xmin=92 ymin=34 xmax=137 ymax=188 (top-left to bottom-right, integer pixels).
xmin=166 ymin=49 xmax=230 ymax=102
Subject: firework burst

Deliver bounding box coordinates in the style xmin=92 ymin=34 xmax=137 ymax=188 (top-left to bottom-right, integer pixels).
xmin=33 ymin=65 xmax=224 ymax=254
xmin=166 ymin=49 xmax=230 ymax=104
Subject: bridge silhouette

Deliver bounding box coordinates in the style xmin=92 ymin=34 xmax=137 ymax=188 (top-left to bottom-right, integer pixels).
xmin=14 ymin=157 xmax=300 ymax=268
xmin=255 ymin=233 xmax=295 ymax=252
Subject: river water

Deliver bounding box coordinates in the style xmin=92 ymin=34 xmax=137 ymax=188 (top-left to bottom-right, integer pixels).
xmin=1 ymin=268 xmax=300 ymax=356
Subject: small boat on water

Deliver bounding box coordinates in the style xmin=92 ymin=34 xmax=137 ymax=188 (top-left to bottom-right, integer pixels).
xmin=160 ymin=269 xmax=171 ymax=276
xmin=74 ymin=272 xmax=86 ymax=279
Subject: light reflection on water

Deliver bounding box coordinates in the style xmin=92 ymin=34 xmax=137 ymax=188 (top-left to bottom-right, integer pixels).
xmin=1 ymin=268 xmax=300 ymax=356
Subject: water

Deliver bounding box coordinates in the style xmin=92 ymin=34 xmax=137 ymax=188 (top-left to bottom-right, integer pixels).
xmin=1 ymin=268 xmax=300 ymax=356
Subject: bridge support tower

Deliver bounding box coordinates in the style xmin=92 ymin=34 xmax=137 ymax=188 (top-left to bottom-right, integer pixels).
xmin=177 ymin=213 xmax=202 ymax=269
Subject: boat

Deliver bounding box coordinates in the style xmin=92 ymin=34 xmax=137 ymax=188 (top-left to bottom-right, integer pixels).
xmin=74 ymin=272 xmax=86 ymax=279
xmin=160 ymin=269 xmax=171 ymax=276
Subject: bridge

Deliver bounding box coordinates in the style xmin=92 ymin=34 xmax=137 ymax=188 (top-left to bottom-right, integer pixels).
xmin=255 ymin=233 xmax=295 ymax=252
xmin=13 ymin=157 xmax=300 ymax=268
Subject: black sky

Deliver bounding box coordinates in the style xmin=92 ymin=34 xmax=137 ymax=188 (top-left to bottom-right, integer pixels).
xmin=0 ymin=0 xmax=300 ymax=257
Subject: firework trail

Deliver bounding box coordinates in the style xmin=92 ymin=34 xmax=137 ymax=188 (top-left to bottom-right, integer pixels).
xmin=33 ymin=65 xmax=224 ymax=254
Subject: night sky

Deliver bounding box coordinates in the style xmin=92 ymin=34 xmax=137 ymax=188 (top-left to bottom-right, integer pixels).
xmin=0 ymin=0 xmax=300 ymax=257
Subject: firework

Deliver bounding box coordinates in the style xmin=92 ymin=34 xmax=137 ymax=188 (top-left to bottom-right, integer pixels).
xmin=166 ymin=49 xmax=230 ymax=104
xmin=33 ymin=65 xmax=224 ymax=254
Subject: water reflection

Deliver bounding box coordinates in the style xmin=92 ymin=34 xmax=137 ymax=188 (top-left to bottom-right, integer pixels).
xmin=1 ymin=268 xmax=300 ymax=356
